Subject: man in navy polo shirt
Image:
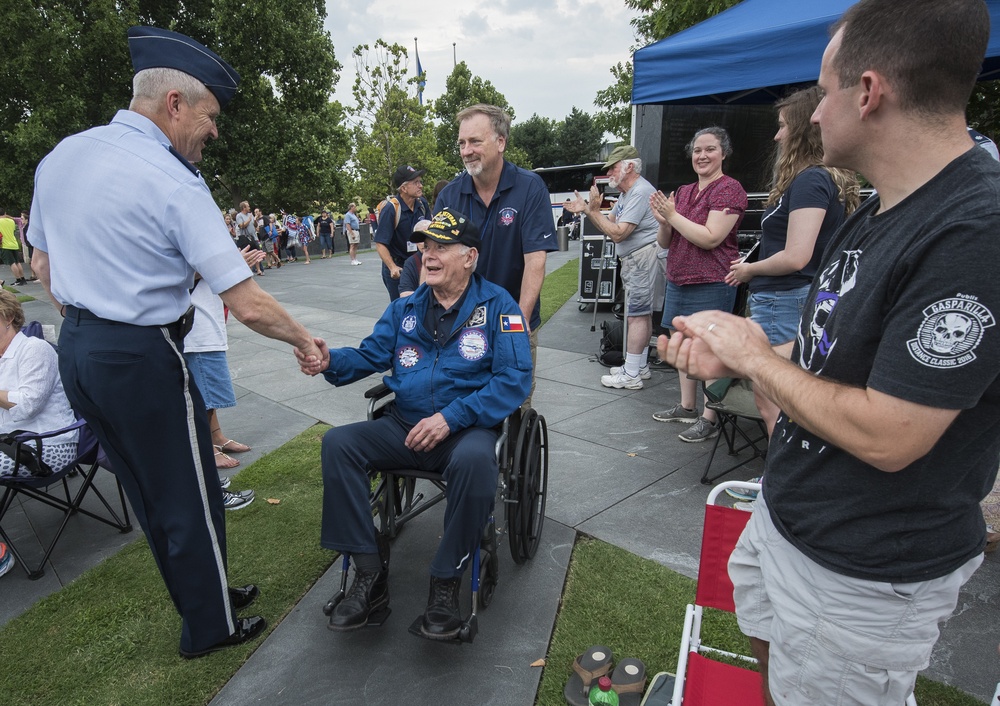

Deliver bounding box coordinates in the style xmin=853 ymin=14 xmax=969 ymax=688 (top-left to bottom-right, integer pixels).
xmin=435 ymin=104 xmax=557 ymax=337
xmin=375 ymin=165 xmax=431 ymax=300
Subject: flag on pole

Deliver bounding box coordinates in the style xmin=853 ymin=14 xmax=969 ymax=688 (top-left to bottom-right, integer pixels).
xmin=415 ymin=38 xmax=425 ymax=105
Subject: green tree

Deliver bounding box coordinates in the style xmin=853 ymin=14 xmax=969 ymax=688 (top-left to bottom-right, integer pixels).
xmin=431 ymin=62 xmax=530 ymax=173
xmin=594 ymin=0 xmax=741 ymax=140
xmin=0 ymin=0 xmax=347 ymax=213
xmin=559 ymin=108 xmax=604 ymax=165
xmin=203 ymin=0 xmax=349 ymax=213
xmin=510 ymin=114 xmax=560 ymax=168
xmin=349 ymin=39 xmax=448 ymax=208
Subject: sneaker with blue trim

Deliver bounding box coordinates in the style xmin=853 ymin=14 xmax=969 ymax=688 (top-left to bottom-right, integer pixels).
xmin=725 ymin=477 xmax=762 ymax=501
xmin=0 ymin=542 xmax=15 ymax=578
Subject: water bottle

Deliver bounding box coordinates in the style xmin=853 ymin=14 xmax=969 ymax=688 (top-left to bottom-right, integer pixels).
xmin=589 ymin=676 xmax=619 ymax=706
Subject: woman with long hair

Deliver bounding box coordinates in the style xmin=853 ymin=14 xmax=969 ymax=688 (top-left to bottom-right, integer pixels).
xmin=725 ymin=85 xmax=860 ymax=444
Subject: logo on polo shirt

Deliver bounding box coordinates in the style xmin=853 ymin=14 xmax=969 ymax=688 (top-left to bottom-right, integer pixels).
xmin=499 ymin=207 xmax=517 ymax=226
xmin=401 ymin=314 xmax=417 ymax=333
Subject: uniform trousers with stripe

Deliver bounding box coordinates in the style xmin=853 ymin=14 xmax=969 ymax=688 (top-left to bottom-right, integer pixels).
xmin=58 ymin=308 xmax=235 ymax=653
xmin=321 ymin=410 xmax=498 ymax=579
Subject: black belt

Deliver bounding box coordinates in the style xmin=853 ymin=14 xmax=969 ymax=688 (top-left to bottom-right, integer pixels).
xmin=64 ymin=305 xmax=196 ymax=339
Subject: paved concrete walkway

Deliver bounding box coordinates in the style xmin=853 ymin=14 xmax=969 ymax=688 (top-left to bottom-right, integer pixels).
xmin=4 ymin=248 xmax=998 ymax=703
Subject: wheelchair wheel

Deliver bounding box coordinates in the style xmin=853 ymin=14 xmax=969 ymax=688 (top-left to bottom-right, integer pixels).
xmin=507 ymin=408 xmax=548 ymax=564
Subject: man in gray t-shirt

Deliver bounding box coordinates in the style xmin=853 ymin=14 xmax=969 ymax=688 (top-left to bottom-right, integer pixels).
xmin=567 ymin=145 xmax=661 ymax=389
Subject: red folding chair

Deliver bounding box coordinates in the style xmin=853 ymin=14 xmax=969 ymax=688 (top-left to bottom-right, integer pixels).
xmin=671 ymin=481 xmax=919 ymax=706
xmin=671 ymin=480 xmax=764 ymax=706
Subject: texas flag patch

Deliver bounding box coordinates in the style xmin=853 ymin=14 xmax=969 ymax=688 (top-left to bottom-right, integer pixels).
xmin=500 ymin=314 xmax=525 ymax=333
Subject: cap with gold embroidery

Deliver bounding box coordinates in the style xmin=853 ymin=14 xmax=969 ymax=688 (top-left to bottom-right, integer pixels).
xmin=410 ymin=208 xmax=481 ymax=249
xmin=128 ymin=26 xmax=240 ymax=108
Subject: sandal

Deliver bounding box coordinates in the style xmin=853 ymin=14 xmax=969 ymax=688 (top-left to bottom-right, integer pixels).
xmin=214 ymin=450 xmax=240 ymax=469
xmin=217 ymin=440 xmax=251 ymax=454
xmin=564 ymin=645 xmax=613 ymax=706
xmin=610 ymin=657 xmax=646 ymax=706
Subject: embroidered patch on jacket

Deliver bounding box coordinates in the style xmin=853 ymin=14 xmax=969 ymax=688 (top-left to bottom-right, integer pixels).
xmin=499 ymin=207 xmax=517 ymax=226
xmin=466 ymin=305 xmax=487 ymax=328
xmin=907 ymin=295 xmax=994 ymax=369
xmin=397 ymin=346 xmax=421 ymax=368
xmin=500 ymin=314 xmax=525 ymax=333
xmin=401 ymin=314 xmax=417 ymax=333
xmin=458 ymin=329 xmax=488 ymax=361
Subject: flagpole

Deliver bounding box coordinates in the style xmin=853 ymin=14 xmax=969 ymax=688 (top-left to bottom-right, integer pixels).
xmin=453 ymin=43 xmax=457 ymax=68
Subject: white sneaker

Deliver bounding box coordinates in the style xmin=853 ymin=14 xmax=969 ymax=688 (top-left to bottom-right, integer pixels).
xmin=352 ymin=260 xmax=362 ymax=265
xmin=601 ymin=369 xmax=643 ymax=390
xmin=610 ymin=364 xmax=651 ymax=380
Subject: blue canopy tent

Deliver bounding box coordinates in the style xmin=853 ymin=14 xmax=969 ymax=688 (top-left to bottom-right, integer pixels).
xmin=632 ymin=0 xmax=1000 ymax=106
xmin=630 ymin=0 xmax=1000 ymax=194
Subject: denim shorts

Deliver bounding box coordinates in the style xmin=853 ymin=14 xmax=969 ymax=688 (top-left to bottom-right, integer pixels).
xmin=749 ymin=285 xmax=810 ymax=345
xmin=661 ymin=281 xmax=736 ymax=330
xmin=318 ymin=233 xmax=333 ymax=250
xmin=184 ymin=350 xmax=237 ymax=410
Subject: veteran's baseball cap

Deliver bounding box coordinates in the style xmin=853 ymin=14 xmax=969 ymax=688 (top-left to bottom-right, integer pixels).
xmin=410 ymin=208 xmax=481 ymax=249
xmin=393 ymin=165 xmax=427 ymax=188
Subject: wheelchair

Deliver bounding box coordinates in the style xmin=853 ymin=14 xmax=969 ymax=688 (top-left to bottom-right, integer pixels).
xmin=322 ymin=382 xmax=549 ymax=643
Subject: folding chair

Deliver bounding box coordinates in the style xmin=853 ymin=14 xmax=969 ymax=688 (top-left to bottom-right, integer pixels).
xmin=671 ymin=481 xmax=918 ymax=706
xmin=672 ymin=480 xmax=764 ymax=705
xmin=700 ymin=379 xmax=768 ymax=485
xmin=0 ymin=416 xmax=133 ymax=580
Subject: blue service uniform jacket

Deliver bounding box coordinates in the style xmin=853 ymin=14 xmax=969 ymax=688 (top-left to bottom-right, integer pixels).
xmin=323 ymin=273 xmax=532 ymax=431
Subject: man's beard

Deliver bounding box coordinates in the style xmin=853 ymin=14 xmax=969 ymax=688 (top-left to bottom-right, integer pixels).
xmin=464 ymin=161 xmax=484 ymax=178
xmin=608 ymin=175 xmax=619 ymax=190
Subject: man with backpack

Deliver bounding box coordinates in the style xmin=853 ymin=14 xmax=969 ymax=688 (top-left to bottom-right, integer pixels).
xmin=374 ymin=165 xmax=430 ymax=300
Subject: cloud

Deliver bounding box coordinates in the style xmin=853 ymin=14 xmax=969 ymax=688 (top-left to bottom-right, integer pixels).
xmin=323 ymin=0 xmax=637 ymax=122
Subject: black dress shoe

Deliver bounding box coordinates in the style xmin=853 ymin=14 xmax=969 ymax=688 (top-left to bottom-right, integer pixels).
xmin=420 ymin=576 xmax=463 ymax=639
xmin=229 ymin=584 xmax=260 ymax=611
xmin=179 ymin=615 xmax=267 ymax=658
xmin=328 ymin=567 xmax=389 ymax=631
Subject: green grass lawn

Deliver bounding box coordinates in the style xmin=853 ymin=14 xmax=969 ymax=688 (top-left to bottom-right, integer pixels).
xmin=0 ymin=258 xmax=985 ymax=705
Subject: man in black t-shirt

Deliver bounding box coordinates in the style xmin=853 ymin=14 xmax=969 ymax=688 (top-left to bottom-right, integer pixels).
xmin=662 ymin=1 xmax=999 ymax=703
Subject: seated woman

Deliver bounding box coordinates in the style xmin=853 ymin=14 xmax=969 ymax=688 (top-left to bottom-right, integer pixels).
xmin=0 ymin=290 xmax=78 ymax=477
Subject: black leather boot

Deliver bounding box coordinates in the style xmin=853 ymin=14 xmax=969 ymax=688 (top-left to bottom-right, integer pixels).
xmin=328 ymin=536 xmax=390 ymax=631
xmin=420 ymin=576 xmax=463 ymax=639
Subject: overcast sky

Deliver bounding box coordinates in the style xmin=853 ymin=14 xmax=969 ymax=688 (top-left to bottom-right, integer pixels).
xmin=322 ymin=0 xmax=640 ymax=123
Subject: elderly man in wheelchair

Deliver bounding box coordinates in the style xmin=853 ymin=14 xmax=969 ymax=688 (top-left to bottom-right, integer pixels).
xmin=304 ymin=208 xmax=532 ymax=640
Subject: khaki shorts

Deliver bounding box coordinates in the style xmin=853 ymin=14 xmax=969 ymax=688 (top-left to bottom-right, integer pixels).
xmin=346 ymin=229 xmax=360 ymax=244
xmin=729 ymin=494 xmax=981 ymax=705
xmin=618 ymin=243 xmax=661 ymax=317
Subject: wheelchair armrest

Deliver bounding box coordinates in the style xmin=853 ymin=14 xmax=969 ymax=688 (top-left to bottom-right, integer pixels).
xmin=364 ymin=382 xmax=391 ymax=400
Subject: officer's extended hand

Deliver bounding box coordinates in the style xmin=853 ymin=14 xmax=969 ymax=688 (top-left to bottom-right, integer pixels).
xmin=240 ymin=245 xmax=266 ymax=267
xmin=405 ymin=412 xmax=451 ymax=453
xmin=296 ymin=336 xmax=330 ymax=376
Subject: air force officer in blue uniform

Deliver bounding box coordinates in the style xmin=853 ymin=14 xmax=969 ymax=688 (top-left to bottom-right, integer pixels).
xmin=308 ymin=208 xmax=532 ymax=640
xmin=30 ymin=27 xmax=324 ymax=658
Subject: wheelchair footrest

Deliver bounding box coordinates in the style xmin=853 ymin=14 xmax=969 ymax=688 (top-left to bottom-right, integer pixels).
xmin=407 ymin=614 xmax=477 ymax=643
